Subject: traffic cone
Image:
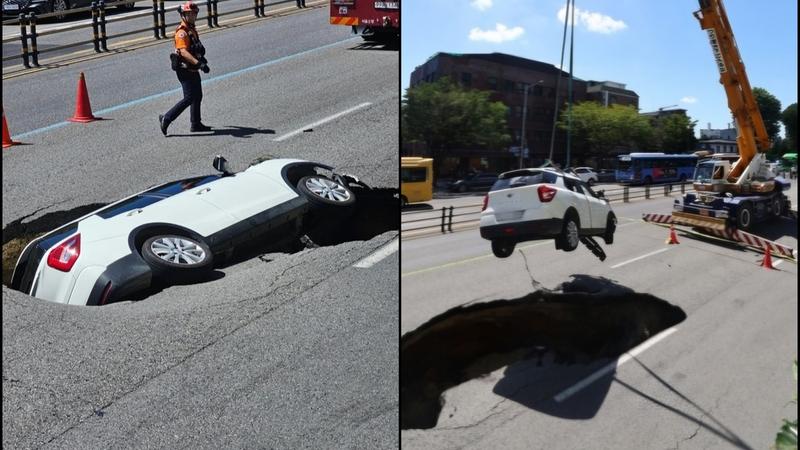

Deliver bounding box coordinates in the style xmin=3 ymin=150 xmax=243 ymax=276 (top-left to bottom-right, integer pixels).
xmin=665 ymin=223 xmax=680 ymax=244
xmin=759 ymin=245 xmax=775 ymax=269
xmin=2 ymin=108 xmax=21 ymax=148
xmin=68 ymin=72 xmax=98 ymax=123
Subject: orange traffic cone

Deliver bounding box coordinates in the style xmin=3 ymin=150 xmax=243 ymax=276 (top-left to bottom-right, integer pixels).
xmin=68 ymin=72 xmax=98 ymax=123
xmin=665 ymin=223 xmax=680 ymax=244
xmin=759 ymin=245 xmax=775 ymax=269
xmin=2 ymin=108 xmax=21 ymax=148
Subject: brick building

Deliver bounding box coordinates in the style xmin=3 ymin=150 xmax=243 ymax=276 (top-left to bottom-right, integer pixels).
xmin=405 ymin=52 xmax=639 ymax=177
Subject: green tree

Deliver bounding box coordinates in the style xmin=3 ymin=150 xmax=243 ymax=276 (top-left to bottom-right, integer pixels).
xmin=402 ymin=77 xmax=511 ymax=174
xmin=652 ymin=114 xmax=698 ymax=152
xmin=781 ymin=103 xmax=797 ymax=152
xmin=558 ymin=102 xmax=652 ymax=159
xmin=753 ymin=87 xmax=782 ymax=143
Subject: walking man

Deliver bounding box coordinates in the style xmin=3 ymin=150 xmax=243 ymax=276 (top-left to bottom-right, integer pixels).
xmin=160 ymin=1 xmax=211 ymax=136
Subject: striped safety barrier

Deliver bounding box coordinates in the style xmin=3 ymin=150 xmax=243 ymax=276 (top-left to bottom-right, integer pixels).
xmin=331 ymin=17 xmax=359 ymax=26
xmin=642 ymin=213 xmax=797 ymax=260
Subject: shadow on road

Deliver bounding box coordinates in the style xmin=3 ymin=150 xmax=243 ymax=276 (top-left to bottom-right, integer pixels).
xmin=168 ymin=126 xmax=275 ymax=138
xmin=348 ymin=40 xmax=399 ymax=51
xmin=402 ymin=204 xmax=433 ymax=212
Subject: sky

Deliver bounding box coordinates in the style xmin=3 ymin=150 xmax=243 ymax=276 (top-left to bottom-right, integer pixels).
xmin=401 ymin=0 xmax=798 ymax=138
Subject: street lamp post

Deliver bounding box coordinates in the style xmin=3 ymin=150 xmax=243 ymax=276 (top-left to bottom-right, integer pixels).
xmin=519 ymin=80 xmax=543 ymax=169
xmin=519 ymin=84 xmax=528 ymax=169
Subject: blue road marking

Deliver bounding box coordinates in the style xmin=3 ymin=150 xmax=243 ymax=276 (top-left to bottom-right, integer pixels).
xmin=14 ymin=37 xmax=360 ymax=140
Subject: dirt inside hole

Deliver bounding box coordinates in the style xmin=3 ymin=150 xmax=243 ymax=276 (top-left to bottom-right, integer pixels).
xmin=400 ymin=276 xmax=686 ymax=430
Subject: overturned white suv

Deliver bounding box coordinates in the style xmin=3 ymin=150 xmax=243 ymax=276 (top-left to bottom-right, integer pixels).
xmin=479 ymin=168 xmax=616 ymax=258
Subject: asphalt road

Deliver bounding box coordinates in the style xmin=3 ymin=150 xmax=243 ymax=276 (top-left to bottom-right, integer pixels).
xmin=3 ymin=6 xmax=399 ymax=449
xmin=401 ymin=192 xmax=798 ymax=449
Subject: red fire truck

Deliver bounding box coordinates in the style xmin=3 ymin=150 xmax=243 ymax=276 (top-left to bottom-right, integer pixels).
xmin=330 ymin=0 xmax=399 ymax=42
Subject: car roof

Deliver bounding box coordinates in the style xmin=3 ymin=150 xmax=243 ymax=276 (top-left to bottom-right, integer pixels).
xmin=498 ymin=167 xmax=581 ymax=181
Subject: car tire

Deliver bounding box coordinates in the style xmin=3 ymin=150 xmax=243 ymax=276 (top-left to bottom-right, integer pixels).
xmin=459 ymin=184 xmax=467 ymax=193
xmin=49 ymin=0 xmax=69 ymax=20
xmin=491 ymin=239 xmax=515 ymax=258
xmin=558 ymin=213 xmax=581 ymax=252
xmin=603 ymin=212 xmax=616 ymax=245
xmin=141 ymin=234 xmax=213 ymax=282
xmin=297 ymin=175 xmax=355 ymax=209
xmin=736 ymin=202 xmax=753 ymax=231
xmin=771 ymin=195 xmax=782 ymax=217
xmin=118 ymin=1 xmax=136 ymax=9
xmin=588 ymin=178 xmax=596 ymax=186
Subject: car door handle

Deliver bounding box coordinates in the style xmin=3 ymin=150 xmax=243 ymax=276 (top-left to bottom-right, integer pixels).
xmin=196 ymin=187 xmax=211 ymax=195
xmin=126 ymin=209 xmax=143 ymax=216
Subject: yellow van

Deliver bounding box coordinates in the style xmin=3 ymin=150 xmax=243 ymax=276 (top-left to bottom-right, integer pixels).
xmin=401 ymin=157 xmax=434 ymax=207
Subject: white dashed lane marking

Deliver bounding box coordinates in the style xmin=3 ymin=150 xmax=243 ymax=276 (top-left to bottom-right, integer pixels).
xmin=353 ymin=239 xmax=398 ymax=268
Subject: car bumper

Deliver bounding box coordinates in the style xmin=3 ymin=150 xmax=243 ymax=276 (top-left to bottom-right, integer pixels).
xmin=480 ymin=218 xmax=563 ymax=241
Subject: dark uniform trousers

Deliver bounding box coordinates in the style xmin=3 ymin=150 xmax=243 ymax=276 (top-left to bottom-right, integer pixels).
xmin=165 ymin=68 xmax=203 ymax=126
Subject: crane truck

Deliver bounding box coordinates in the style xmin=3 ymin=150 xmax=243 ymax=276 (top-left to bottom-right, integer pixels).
xmin=670 ymin=0 xmax=792 ymax=232
xmin=330 ymin=0 xmax=399 ymax=43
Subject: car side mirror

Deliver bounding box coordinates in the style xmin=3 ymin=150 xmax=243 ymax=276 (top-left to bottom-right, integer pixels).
xmin=213 ymin=155 xmax=232 ymax=175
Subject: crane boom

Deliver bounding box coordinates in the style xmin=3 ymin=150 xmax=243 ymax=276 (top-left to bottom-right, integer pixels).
xmin=693 ymin=0 xmax=770 ymax=182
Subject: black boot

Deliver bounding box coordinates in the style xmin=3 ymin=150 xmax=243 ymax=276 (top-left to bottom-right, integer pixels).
xmin=159 ymin=114 xmax=169 ymax=136
xmin=191 ymin=123 xmax=212 ymax=132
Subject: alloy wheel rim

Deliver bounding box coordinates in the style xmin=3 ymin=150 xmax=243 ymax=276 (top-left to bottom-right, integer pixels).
xmin=567 ymin=221 xmax=579 ymax=247
xmin=305 ymin=177 xmax=351 ymax=202
xmin=150 ymin=237 xmax=206 ymax=265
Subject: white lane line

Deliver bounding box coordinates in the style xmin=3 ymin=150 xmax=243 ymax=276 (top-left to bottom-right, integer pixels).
xmin=353 ymin=239 xmax=398 ymax=268
xmin=610 ymin=247 xmax=671 ymax=269
xmin=273 ymin=102 xmax=372 ymax=141
xmin=554 ymin=327 xmax=678 ymax=403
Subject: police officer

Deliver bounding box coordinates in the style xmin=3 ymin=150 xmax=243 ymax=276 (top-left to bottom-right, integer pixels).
xmin=159 ymin=1 xmax=211 ymax=135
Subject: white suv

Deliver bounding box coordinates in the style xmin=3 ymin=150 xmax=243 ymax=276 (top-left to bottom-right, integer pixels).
xmin=480 ymin=168 xmax=616 ymax=258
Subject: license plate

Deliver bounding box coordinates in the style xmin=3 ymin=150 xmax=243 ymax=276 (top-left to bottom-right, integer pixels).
xmin=374 ymin=1 xmax=399 ymax=8
xmin=496 ymin=211 xmax=523 ymax=222
xmin=5 ymin=4 xmax=19 ymax=10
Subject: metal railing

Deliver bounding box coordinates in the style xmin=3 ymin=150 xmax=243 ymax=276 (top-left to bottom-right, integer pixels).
xmin=2 ymin=0 xmax=300 ymax=70
xmin=401 ymin=181 xmax=692 ymax=236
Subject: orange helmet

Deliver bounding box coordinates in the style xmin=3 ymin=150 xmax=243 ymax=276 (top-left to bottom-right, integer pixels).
xmin=179 ymin=1 xmax=198 ymax=13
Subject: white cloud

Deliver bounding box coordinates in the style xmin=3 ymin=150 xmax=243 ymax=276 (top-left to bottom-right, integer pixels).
xmin=680 ymin=96 xmax=698 ymax=104
xmin=468 ymin=23 xmax=525 ymax=43
xmin=557 ymin=6 xmax=627 ymax=34
xmin=470 ymin=0 xmax=492 ymax=11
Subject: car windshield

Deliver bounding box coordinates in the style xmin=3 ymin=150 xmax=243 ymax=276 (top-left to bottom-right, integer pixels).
xmin=694 ymin=162 xmax=715 ymax=182
xmin=491 ymin=170 xmax=557 ymax=191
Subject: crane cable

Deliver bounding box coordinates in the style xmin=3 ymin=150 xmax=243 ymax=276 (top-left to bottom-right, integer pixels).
xmin=547 ymin=0 xmax=575 ymax=166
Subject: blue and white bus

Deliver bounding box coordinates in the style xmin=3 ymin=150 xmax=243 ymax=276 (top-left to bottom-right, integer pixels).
xmin=615 ymin=153 xmax=698 ymax=185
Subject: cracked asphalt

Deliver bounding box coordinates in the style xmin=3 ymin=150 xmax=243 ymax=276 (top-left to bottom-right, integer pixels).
xmin=3 ymin=7 xmax=398 ymax=449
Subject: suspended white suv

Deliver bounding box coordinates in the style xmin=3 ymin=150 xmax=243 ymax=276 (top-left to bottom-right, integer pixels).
xmin=10 ymin=156 xmax=359 ymax=306
xmin=479 ymin=168 xmax=616 ymax=258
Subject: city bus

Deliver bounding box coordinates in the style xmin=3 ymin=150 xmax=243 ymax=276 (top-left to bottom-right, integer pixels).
xmin=615 ymin=153 xmax=698 ymax=185
xmin=401 ymin=157 xmax=434 ymax=207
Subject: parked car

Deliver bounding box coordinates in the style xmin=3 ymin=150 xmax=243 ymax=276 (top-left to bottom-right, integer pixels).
xmin=479 ymin=168 xmax=616 ymax=258
xmin=448 ymin=173 xmax=499 ymax=193
xmin=2 ymin=0 xmax=135 ymax=21
xmin=568 ymin=167 xmax=599 ymax=185
xmin=10 ymin=156 xmax=359 ymax=306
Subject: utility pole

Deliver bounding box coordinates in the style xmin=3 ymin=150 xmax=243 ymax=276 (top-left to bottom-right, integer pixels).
xmin=519 ymin=84 xmax=528 ymax=169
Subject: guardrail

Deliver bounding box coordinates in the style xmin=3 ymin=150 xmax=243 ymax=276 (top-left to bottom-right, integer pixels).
xmin=401 ymin=181 xmax=692 ymax=237
xmin=2 ymin=0 xmax=299 ymax=70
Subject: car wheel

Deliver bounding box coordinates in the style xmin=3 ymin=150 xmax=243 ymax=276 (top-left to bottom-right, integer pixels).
xmin=297 ymin=175 xmax=355 ymax=208
xmin=49 ymin=0 xmax=69 ymax=20
xmin=141 ymin=234 xmax=213 ymax=281
xmin=459 ymin=184 xmax=467 ymax=193
xmin=118 ymin=1 xmax=136 ymax=9
xmin=491 ymin=239 xmax=515 ymax=258
xmin=771 ymin=196 xmax=782 ymax=217
xmin=588 ymin=178 xmax=596 ymax=186
xmin=603 ymin=212 xmax=616 ymax=245
xmin=558 ymin=213 xmax=580 ymax=252
xmin=736 ymin=202 xmax=753 ymax=231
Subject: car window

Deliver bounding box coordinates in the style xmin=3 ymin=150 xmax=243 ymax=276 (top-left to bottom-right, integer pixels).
xmin=491 ymin=170 xmax=556 ymax=191
xmin=95 ymin=196 xmax=165 ymax=219
xmin=578 ymin=181 xmax=599 ymax=197
xmin=144 ymin=175 xmax=220 ymax=197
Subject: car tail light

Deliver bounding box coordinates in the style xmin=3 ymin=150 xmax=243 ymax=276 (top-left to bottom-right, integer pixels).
xmin=47 ymin=234 xmax=81 ymax=272
xmin=481 ymin=195 xmax=489 ymax=211
xmin=538 ymin=185 xmax=557 ymax=202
